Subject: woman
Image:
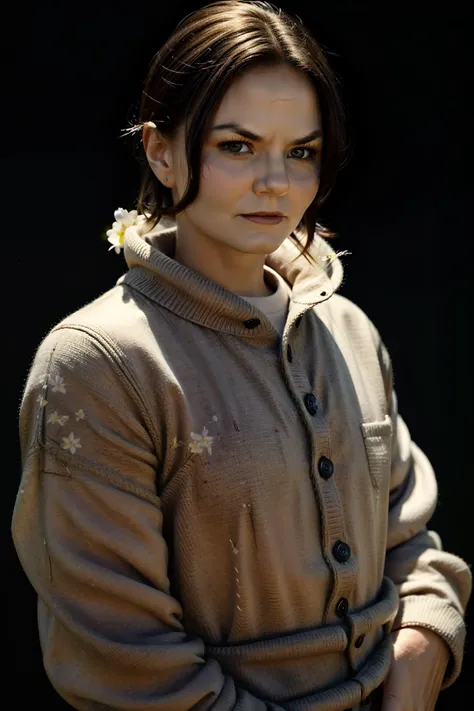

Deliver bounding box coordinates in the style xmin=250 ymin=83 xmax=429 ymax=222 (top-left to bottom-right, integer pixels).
xmin=12 ymin=2 xmax=471 ymax=710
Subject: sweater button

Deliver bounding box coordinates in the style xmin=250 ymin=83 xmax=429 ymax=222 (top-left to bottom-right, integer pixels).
xmin=304 ymin=393 xmax=318 ymax=416
xmin=335 ymin=597 xmax=349 ymax=618
xmin=333 ymin=540 xmax=351 ymax=563
xmin=243 ymin=318 xmax=261 ymax=329
xmin=318 ymin=456 xmax=334 ymax=479
xmin=355 ymin=634 xmax=366 ymax=648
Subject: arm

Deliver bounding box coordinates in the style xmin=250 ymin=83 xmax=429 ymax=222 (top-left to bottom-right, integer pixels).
xmin=12 ymin=327 xmax=282 ymax=711
xmin=374 ymin=331 xmax=472 ymax=690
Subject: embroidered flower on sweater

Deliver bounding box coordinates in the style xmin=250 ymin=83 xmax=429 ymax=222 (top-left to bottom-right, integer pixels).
xmin=189 ymin=427 xmax=214 ymax=455
xmin=106 ymin=208 xmax=147 ymax=254
xmin=37 ymin=370 xmax=87 ymax=453
xmin=172 ymin=416 xmax=218 ymax=459
xmin=50 ymin=375 xmax=67 ymax=394
xmin=47 ymin=410 xmax=70 ymax=426
xmin=61 ymin=432 xmax=82 ymax=455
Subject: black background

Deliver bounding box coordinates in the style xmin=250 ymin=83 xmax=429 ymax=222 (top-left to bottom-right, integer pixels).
xmin=5 ymin=1 xmax=473 ymax=707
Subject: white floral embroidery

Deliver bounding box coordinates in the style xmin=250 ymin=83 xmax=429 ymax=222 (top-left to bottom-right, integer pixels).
xmin=36 ymin=394 xmax=48 ymax=407
xmin=212 ymin=415 xmax=218 ymax=422
xmin=188 ymin=439 xmax=203 ymax=454
xmin=50 ymin=375 xmax=66 ymax=394
xmin=48 ymin=411 xmax=69 ymax=426
xmin=189 ymin=426 xmax=214 ymax=455
xmin=75 ymin=409 xmax=85 ymax=422
xmin=61 ymin=432 xmax=82 ymax=455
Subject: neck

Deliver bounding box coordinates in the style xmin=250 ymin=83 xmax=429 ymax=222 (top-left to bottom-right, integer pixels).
xmin=173 ymin=228 xmax=274 ymax=298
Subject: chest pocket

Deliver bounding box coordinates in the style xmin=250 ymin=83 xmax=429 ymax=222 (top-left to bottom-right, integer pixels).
xmin=360 ymin=414 xmax=393 ymax=493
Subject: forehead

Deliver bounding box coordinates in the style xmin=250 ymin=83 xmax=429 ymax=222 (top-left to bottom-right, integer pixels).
xmin=213 ymin=64 xmax=321 ymax=127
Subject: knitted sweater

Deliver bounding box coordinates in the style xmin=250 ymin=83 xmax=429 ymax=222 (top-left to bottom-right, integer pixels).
xmin=12 ymin=222 xmax=472 ymax=711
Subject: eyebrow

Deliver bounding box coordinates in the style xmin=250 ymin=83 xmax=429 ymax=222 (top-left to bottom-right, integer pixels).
xmin=211 ymin=123 xmax=322 ymax=144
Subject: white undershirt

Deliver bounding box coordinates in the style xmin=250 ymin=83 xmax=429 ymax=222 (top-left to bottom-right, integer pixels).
xmin=240 ymin=266 xmax=292 ymax=336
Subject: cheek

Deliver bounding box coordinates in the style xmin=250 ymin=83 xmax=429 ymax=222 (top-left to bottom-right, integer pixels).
xmin=199 ymin=157 xmax=250 ymax=205
xmin=292 ymin=169 xmax=320 ymax=204
xmin=201 ymin=154 xmax=250 ymax=184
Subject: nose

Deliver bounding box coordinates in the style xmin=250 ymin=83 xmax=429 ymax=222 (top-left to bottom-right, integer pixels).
xmin=253 ymin=156 xmax=290 ymax=197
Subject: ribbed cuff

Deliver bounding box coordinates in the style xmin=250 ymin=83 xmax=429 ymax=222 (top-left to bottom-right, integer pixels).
xmin=391 ymin=594 xmax=467 ymax=689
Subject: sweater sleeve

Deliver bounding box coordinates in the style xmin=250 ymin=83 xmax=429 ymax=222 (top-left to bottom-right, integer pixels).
xmin=375 ymin=333 xmax=472 ymax=689
xmin=12 ymin=326 xmax=283 ymax=711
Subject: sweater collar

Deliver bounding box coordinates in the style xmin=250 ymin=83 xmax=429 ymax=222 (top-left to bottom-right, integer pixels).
xmin=120 ymin=221 xmax=346 ymax=342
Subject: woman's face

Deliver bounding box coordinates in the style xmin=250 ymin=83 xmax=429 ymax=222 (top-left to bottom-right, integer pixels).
xmin=145 ymin=63 xmax=322 ymax=258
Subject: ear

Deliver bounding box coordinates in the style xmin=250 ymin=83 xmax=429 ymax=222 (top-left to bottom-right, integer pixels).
xmin=142 ymin=124 xmax=174 ymax=186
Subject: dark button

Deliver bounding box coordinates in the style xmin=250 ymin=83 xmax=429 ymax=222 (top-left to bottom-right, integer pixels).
xmin=243 ymin=318 xmax=261 ymax=329
xmin=355 ymin=634 xmax=365 ymax=648
xmin=335 ymin=597 xmax=349 ymax=618
xmin=318 ymin=456 xmax=334 ymax=479
xmin=287 ymin=345 xmax=293 ymax=362
xmin=320 ymin=291 xmax=327 ymax=297
xmin=333 ymin=540 xmax=351 ymax=563
xmin=295 ymin=315 xmax=302 ymax=328
xmin=304 ymin=393 xmax=318 ymax=416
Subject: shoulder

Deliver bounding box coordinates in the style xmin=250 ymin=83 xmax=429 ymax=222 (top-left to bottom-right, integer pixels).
xmin=315 ymin=292 xmax=382 ymax=349
xmin=26 ymin=285 xmax=134 ymax=397
xmin=21 ymin=285 xmax=162 ymax=453
xmin=52 ymin=280 xmax=160 ymax=355
xmin=30 ymin=278 xmax=171 ymax=385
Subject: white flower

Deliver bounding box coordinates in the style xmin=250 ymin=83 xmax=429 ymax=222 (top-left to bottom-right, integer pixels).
xmin=106 ymin=208 xmax=146 ymax=254
xmin=47 ymin=411 xmax=60 ymax=424
xmin=61 ymin=432 xmax=82 ymax=455
xmin=75 ymin=409 xmax=85 ymax=421
xmin=189 ymin=426 xmax=214 ymax=455
xmin=36 ymin=394 xmax=48 ymax=407
xmin=50 ymin=375 xmax=66 ymax=394
xmin=47 ymin=411 xmax=69 ymax=426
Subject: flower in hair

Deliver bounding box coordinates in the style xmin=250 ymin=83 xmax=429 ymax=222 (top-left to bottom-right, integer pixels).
xmin=106 ymin=208 xmax=146 ymax=254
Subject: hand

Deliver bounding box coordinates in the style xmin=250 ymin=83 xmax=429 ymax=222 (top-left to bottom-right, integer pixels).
xmin=380 ymin=627 xmax=450 ymax=711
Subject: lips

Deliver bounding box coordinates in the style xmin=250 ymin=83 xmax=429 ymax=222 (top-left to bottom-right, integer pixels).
xmin=241 ymin=214 xmax=284 ymax=224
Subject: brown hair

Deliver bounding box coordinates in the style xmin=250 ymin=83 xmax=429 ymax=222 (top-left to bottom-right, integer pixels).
xmin=132 ymin=0 xmax=348 ymax=261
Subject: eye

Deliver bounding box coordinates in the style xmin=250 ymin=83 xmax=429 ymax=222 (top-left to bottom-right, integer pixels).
xmin=218 ymin=141 xmax=320 ymax=162
xmin=218 ymin=140 xmax=253 ymax=155
xmin=289 ymin=146 xmax=320 ymax=162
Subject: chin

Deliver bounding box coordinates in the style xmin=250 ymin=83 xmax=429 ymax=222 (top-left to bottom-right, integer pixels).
xmin=232 ymin=232 xmax=287 ymax=254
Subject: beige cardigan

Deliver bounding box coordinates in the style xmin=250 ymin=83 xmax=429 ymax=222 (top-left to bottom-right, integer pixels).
xmin=12 ymin=223 xmax=472 ymax=711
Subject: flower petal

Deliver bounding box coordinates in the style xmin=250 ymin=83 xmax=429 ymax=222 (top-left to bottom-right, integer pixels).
xmin=114 ymin=208 xmax=127 ymax=222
